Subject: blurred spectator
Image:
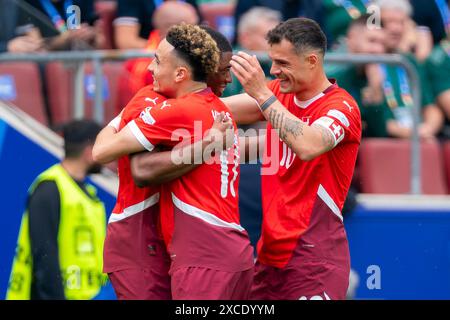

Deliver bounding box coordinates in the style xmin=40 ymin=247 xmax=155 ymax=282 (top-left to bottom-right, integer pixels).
xmin=223 ymin=6 xmax=281 ymax=97
xmin=116 ymin=1 xmax=200 ymax=112
xmin=364 ymin=0 xmax=444 ymax=139
xmin=233 ymin=0 xmax=325 ymax=46
xmin=113 ymin=0 xmax=201 ymax=50
xmin=323 ymin=0 xmax=369 ymax=47
xmin=325 ymin=14 xmax=386 ymax=137
xmin=426 ymin=38 xmax=450 ymax=139
xmin=19 ymin=0 xmax=105 ymax=50
xmin=7 ymin=120 xmax=108 ymax=300
xmin=0 ymin=0 xmax=45 ymax=53
xmin=410 ymin=0 xmax=449 ymax=45
xmin=376 ymin=0 xmax=433 ymax=61
xmin=236 ymin=6 xmax=280 ymax=52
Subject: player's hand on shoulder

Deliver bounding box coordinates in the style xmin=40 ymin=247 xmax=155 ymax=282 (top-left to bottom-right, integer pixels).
xmin=206 ymin=112 xmax=234 ymax=150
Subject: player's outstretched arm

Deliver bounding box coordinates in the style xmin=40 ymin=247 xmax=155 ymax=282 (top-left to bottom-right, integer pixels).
xmin=131 ymin=140 xmax=209 ymax=187
xmin=130 ymin=112 xmax=234 ymax=187
xmin=92 ymin=118 xmax=146 ymax=164
xmin=230 ymin=52 xmax=337 ymax=161
xmin=221 ymin=93 xmax=265 ymax=125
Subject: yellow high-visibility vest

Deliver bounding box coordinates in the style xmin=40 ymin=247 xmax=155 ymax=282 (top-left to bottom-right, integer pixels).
xmin=6 ymin=164 xmax=107 ymax=300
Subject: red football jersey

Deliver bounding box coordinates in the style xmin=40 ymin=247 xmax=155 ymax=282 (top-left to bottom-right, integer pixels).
xmin=127 ymin=88 xmax=242 ymax=246
xmin=258 ymin=79 xmax=362 ymax=268
xmin=110 ymin=85 xmax=166 ymax=220
xmin=103 ymin=85 xmax=170 ymax=273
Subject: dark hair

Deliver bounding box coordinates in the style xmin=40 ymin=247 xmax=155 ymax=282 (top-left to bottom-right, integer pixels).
xmin=199 ymin=25 xmax=233 ymax=53
xmin=266 ymin=17 xmax=327 ymax=56
xmin=63 ymin=119 xmax=101 ymax=158
xmin=349 ymin=14 xmax=372 ymax=29
xmin=166 ymin=24 xmax=220 ymax=82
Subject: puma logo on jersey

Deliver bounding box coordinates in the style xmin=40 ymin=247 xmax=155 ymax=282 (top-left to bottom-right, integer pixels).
xmin=160 ymin=101 xmax=171 ymax=109
xmin=140 ymin=107 xmax=156 ymax=125
xmin=145 ymin=97 xmax=159 ymax=105
xmin=343 ymin=100 xmax=353 ymax=112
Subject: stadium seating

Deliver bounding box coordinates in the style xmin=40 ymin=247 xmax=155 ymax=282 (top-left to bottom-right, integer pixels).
xmin=45 ymin=61 xmax=124 ymax=126
xmin=0 ymin=62 xmax=48 ymax=125
xmin=358 ymin=138 xmax=448 ymax=194
xmin=444 ymin=141 xmax=450 ymax=193
xmin=94 ymin=0 xmax=117 ymax=49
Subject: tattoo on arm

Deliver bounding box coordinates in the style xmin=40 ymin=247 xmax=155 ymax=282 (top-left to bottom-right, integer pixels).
xmin=312 ymin=124 xmax=335 ymax=151
xmin=268 ymin=108 xmax=304 ymax=149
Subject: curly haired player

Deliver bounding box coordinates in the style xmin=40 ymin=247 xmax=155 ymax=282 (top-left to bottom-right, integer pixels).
xmin=93 ymin=24 xmax=254 ymax=300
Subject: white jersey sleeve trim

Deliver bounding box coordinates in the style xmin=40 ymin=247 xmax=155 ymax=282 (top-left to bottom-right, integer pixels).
xmin=312 ymin=116 xmax=341 ymax=147
xmin=327 ymin=109 xmax=350 ymax=127
xmin=317 ymin=184 xmax=343 ymax=222
xmin=172 ymin=193 xmax=245 ymax=232
xmin=127 ymin=120 xmax=155 ymax=152
xmin=108 ymin=193 xmax=160 ymax=223
xmin=113 ymin=17 xmax=139 ymax=26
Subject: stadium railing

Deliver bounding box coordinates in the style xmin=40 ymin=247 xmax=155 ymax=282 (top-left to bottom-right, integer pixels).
xmin=0 ymin=50 xmax=422 ymax=194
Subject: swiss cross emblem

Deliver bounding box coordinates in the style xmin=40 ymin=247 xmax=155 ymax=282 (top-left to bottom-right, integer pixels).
xmin=301 ymin=116 xmax=311 ymax=125
xmin=332 ymin=123 xmax=343 ymax=138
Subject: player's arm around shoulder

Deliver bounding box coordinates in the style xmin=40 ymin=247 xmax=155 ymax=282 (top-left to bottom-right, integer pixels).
xmin=92 ymin=111 xmax=148 ymax=164
xmin=221 ymin=93 xmax=265 ymax=125
xmin=130 ymin=111 xmax=234 ymax=187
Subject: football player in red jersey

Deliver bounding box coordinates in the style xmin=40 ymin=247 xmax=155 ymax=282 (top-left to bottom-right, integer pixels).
xmin=93 ymin=24 xmax=254 ymax=300
xmin=97 ymin=26 xmax=236 ymax=300
xmin=225 ymin=17 xmax=362 ymax=300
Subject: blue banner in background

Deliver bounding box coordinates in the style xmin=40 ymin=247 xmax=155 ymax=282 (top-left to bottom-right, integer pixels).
xmin=0 ymin=75 xmax=17 ymax=101
xmin=84 ymin=75 xmax=110 ymax=100
xmin=0 ymin=119 xmax=116 ymax=299
xmin=346 ymin=206 xmax=450 ymax=299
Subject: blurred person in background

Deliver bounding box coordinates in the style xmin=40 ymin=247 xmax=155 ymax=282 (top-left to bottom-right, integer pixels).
xmin=223 ymin=6 xmax=281 ymax=97
xmin=410 ymin=0 xmax=449 ymax=45
xmin=19 ymin=0 xmax=105 ymax=50
xmin=363 ymin=0 xmax=444 ymax=139
xmin=326 ymin=14 xmax=387 ymax=137
xmin=7 ymin=120 xmax=108 ymax=300
xmin=233 ymin=0 xmax=325 ymax=46
xmin=0 ymin=0 xmax=45 ymax=53
xmin=113 ymin=0 xmax=201 ymax=50
xmin=116 ymin=1 xmax=200 ymax=113
xmin=377 ymin=0 xmax=433 ymax=61
xmin=426 ymin=36 xmax=450 ymax=139
xmin=323 ymin=0 xmax=370 ymax=48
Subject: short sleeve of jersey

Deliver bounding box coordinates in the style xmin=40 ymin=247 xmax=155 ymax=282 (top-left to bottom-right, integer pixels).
xmin=120 ymin=86 xmax=164 ymax=129
xmin=115 ymin=0 xmax=144 ymax=23
xmin=312 ymin=94 xmax=361 ymax=147
xmin=127 ymin=99 xmax=191 ymax=151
